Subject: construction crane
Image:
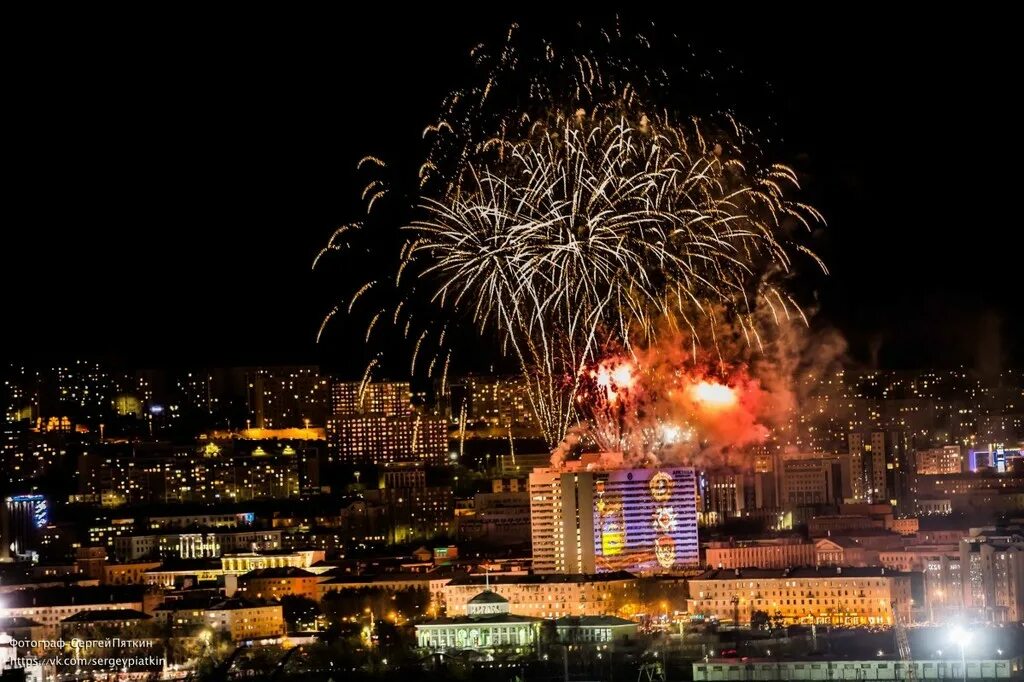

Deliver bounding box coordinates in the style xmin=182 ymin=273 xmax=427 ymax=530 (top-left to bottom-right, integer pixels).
xmin=891 ymin=600 xmax=917 ymax=682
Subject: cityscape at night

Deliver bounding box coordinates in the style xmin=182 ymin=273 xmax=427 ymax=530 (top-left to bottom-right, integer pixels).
xmin=4 ymin=10 xmax=1022 ymax=682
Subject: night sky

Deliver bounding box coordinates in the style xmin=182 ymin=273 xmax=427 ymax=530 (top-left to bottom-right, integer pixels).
xmin=8 ymin=11 xmax=1020 ymax=373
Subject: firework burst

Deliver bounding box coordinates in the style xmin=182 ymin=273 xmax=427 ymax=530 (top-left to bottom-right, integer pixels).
xmin=318 ymin=21 xmax=826 ymax=453
xmin=406 ymin=107 xmax=823 ymax=443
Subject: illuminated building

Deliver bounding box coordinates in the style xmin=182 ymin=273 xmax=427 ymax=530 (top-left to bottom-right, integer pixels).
xmin=364 ymin=483 xmax=454 ymax=543
xmin=112 ymin=529 xmax=284 ymax=560
xmin=326 ymin=380 xmax=447 ymax=465
xmin=3 ymin=586 xmax=144 ymax=639
xmin=848 ymin=431 xmax=911 ymax=507
xmin=159 ymin=597 xmax=285 ymax=642
xmin=552 ymin=616 xmax=639 ymax=645
xmin=147 ymin=512 xmax=254 ymax=530
xmin=75 ymin=546 xmax=108 ymax=579
xmin=1 ymin=426 xmax=66 ymax=486
xmin=911 ymin=471 xmax=1024 ymax=514
xmin=2 ymin=494 xmax=49 ymax=558
xmin=698 ymin=471 xmax=743 ymax=524
xmin=705 ymin=538 xmax=816 ymax=569
xmin=693 ymin=647 xmax=1022 ymax=682
xmin=415 ymin=590 xmax=543 ymax=651
xmin=381 ymin=461 xmax=427 ymax=489
xmin=704 ymin=537 xmax=884 ymax=570
xmin=807 ymin=503 xmax=918 ymax=538
xmin=316 ymin=572 xmax=452 ymax=608
xmin=237 ymin=566 xmax=322 ymax=601
xmin=330 ymin=380 xmax=411 ymax=417
xmin=528 ymin=458 xmax=699 ymax=574
xmin=877 ymin=545 xmax=962 ymax=619
xmin=915 ymin=445 xmax=962 ymax=475
xmin=778 ymin=452 xmax=848 ymax=508
xmin=969 ymin=444 xmax=1024 ymax=473
xmin=959 ymin=530 xmax=1024 ymax=623
xmin=77 ymin=443 xmax=318 ymax=504
xmin=447 ymin=375 xmax=537 ymax=431
xmin=326 ymin=413 xmax=448 ymax=465
xmin=687 ymin=566 xmax=913 ymax=626
xmin=443 ymin=572 xmax=639 ymax=619
xmin=219 ymin=549 xmax=325 ymax=575
xmin=103 ymin=561 xmax=162 ymax=585
xmin=247 ymin=366 xmax=328 ymax=428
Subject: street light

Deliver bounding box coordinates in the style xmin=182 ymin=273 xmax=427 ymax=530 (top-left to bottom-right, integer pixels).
xmin=949 ymin=626 xmax=971 ymax=682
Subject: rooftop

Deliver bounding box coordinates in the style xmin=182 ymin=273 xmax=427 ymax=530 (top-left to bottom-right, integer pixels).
xmin=62 ymin=609 xmax=152 ymax=623
xmin=692 ymin=567 xmax=913 ymax=581
xmin=468 ymin=590 xmax=508 ymax=605
xmin=448 ymin=571 xmax=636 ymax=587
xmin=240 ymin=566 xmax=316 ymax=579
xmin=417 ymin=613 xmax=543 ymax=626
xmin=3 ymin=586 xmax=145 ymax=609
xmin=553 ymin=615 xmax=636 ymax=627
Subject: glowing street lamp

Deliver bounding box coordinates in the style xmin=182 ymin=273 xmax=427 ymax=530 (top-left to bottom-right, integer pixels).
xmin=949 ymin=625 xmax=971 ymax=682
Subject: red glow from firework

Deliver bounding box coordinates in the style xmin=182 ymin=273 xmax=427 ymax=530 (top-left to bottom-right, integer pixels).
xmin=571 ymin=344 xmax=770 ymax=467
xmin=689 ymin=381 xmax=738 ymax=409
xmin=592 ymin=361 xmax=634 ymax=403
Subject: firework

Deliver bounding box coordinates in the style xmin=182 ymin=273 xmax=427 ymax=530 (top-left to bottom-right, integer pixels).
xmin=319 ymin=21 xmax=826 ymax=456
xmin=406 ymin=109 xmax=823 ymax=444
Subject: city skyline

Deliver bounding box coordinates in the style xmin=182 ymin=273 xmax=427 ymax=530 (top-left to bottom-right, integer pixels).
xmin=4 ymin=10 xmax=1024 ymax=682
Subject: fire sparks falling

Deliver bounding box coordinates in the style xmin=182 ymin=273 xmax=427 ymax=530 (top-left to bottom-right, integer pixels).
xmin=317 ymin=21 xmax=828 ymax=461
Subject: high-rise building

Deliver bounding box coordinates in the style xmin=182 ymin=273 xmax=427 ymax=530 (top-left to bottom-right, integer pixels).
xmin=326 ymin=381 xmax=447 ymax=465
xmin=778 ymin=452 xmax=848 ymax=508
xmin=247 ymin=367 xmax=328 ymax=428
xmin=325 ymin=414 xmax=448 ymax=465
xmin=363 ymin=464 xmax=453 ymax=542
xmin=529 ymin=455 xmax=698 ymax=574
xmin=330 ymin=381 xmax=411 ymax=418
xmin=915 ymin=445 xmax=962 ymax=475
xmin=448 ymin=375 xmax=536 ymax=431
xmin=3 ymin=494 xmax=49 ymax=558
xmin=959 ymin=530 xmax=1024 ymax=623
xmin=848 ymin=430 xmax=910 ymax=507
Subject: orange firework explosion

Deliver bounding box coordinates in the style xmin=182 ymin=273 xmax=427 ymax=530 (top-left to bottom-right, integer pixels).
xmin=689 ymin=381 xmax=738 ymax=409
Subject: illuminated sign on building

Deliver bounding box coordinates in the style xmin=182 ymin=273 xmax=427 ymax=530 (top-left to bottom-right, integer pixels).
xmin=594 ymin=468 xmax=699 ymax=573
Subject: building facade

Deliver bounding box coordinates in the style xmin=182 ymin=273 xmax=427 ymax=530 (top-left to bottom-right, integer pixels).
xmin=529 ymin=460 xmax=699 ymax=574
xmin=415 ymin=590 xmax=542 ymax=651
xmin=687 ymin=567 xmax=913 ymax=627
xmin=443 ymin=572 xmax=639 ymax=619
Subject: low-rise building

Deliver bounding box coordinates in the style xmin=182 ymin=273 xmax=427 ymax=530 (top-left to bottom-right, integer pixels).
xmin=693 ymin=656 xmax=1019 ymax=681
xmin=221 ymin=550 xmax=325 ymax=575
xmin=154 ymin=596 xmax=284 ymax=642
xmin=704 ymin=538 xmax=815 ymax=569
xmin=205 ymin=598 xmax=285 ymax=641
xmin=237 ymin=566 xmax=322 ymax=601
xmin=415 ymin=590 xmax=542 ymax=651
xmin=687 ymin=567 xmax=913 ymax=627
xmin=553 ymin=615 xmax=638 ymax=645
xmin=60 ymin=608 xmax=153 ymax=636
xmin=144 ymin=559 xmax=224 ymax=589
xmin=316 ymin=571 xmax=451 ymax=612
xmin=443 ymin=571 xmax=639 ymax=619
xmin=112 ymin=529 xmax=284 ymax=560
xmin=104 ymin=561 xmax=162 ymax=585
xmin=3 ymin=586 xmax=145 ymax=639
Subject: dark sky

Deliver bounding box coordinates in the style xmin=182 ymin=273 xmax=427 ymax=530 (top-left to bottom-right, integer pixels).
xmin=7 ymin=11 xmax=1020 ymax=373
